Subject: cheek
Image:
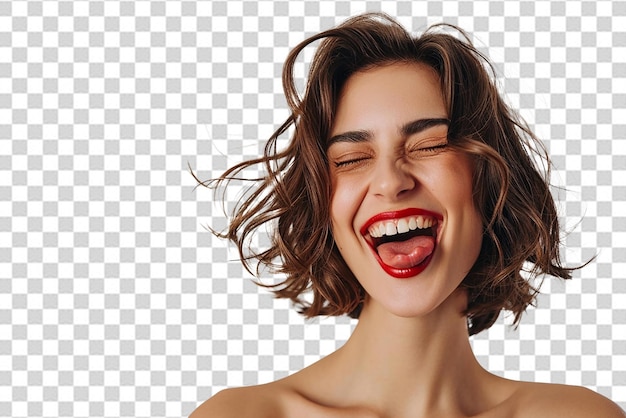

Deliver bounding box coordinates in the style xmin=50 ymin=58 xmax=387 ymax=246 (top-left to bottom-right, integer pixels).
xmin=435 ymin=153 xmax=483 ymax=249
xmin=451 ymin=160 xmax=484 ymax=260
xmin=444 ymin=154 xmax=476 ymax=207
xmin=330 ymin=184 xmax=351 ymax=231
xmin=329 ymin=178 xmax=365 ymax=242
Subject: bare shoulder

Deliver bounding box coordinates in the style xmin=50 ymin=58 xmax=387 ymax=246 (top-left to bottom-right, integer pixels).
xmin=188 ymin=379 xmax=377 ymax=418
xmin=513 ymin=382 xmax=625 ymax=418
xmin=189 ymin=384 xmax=285 ymax=418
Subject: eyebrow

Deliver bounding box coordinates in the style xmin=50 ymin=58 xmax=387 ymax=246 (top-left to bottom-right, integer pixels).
xmin=327 ymin=117 xmax=450 ymax=147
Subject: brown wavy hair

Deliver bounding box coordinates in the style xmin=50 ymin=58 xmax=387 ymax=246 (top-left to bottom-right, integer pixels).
xmin=196 ymin=13 xmax=575 ymax=335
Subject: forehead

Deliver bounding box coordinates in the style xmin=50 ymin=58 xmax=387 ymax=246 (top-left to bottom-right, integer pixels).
xmin=330 ymin=63 xmax=447 ymax=136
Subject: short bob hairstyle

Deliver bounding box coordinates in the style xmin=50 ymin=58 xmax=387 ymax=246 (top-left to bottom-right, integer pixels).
xmin=202 ymin=13 xmax=574 ymax=335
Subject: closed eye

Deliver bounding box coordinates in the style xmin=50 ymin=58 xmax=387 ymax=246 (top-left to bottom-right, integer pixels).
xmin=408 ymin=142 xmax=448 ymax=155
xmin=421 ymin=143 xmax=447 ymax=152
xmin=334 ymin=157 xmax=370 ymax=168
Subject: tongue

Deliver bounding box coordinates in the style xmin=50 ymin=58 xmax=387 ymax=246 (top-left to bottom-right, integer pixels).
xmin=376 ymin=235 xmax=435 ymax=269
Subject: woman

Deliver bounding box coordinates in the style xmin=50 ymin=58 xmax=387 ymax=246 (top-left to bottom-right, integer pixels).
xmin=191 ymin=13 xmax=624 ymax=417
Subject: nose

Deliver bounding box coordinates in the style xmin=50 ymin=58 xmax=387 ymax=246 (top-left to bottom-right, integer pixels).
xmin=370 ymin=158 xmax=416 ymax=200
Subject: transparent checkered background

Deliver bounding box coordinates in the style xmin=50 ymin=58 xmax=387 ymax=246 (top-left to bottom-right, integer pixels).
xmin=1 ymin=0 xmax=625 ymax=416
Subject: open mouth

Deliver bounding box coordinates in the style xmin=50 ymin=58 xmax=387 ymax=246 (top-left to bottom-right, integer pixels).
xmin=360 ymin=209 xmax=442 ymax=279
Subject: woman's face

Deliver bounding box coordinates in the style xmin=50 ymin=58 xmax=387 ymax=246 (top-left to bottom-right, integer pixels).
xmin=327 ymin=62 xmax=483 ymax=318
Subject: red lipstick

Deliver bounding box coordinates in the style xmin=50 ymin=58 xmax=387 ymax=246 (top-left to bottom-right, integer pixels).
xmin=360 ymin=208 xmax=443 ymax=279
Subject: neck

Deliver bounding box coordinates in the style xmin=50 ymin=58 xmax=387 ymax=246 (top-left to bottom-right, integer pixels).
xmin=324 ymin=289 xmax=500 ymax=416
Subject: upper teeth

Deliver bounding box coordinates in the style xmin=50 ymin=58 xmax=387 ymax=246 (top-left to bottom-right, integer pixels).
xmin=368 ymin=216 xmax=436 ymax=238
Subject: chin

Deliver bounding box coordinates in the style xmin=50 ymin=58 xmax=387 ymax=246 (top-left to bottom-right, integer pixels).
xmin=363 ymin=286 xmax=469 ymax=321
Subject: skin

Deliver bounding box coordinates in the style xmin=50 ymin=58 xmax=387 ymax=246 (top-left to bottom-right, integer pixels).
xmin=190 ymin=63 xmax=625 ymax=418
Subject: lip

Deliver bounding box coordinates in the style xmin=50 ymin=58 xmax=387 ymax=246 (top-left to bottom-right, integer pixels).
xmin=359 ymin=208 xmax=444 ymax=279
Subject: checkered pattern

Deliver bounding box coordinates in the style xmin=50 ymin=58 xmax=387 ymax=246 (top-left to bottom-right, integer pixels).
xmin=1 ymin=0 xmax=624 ymax=416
